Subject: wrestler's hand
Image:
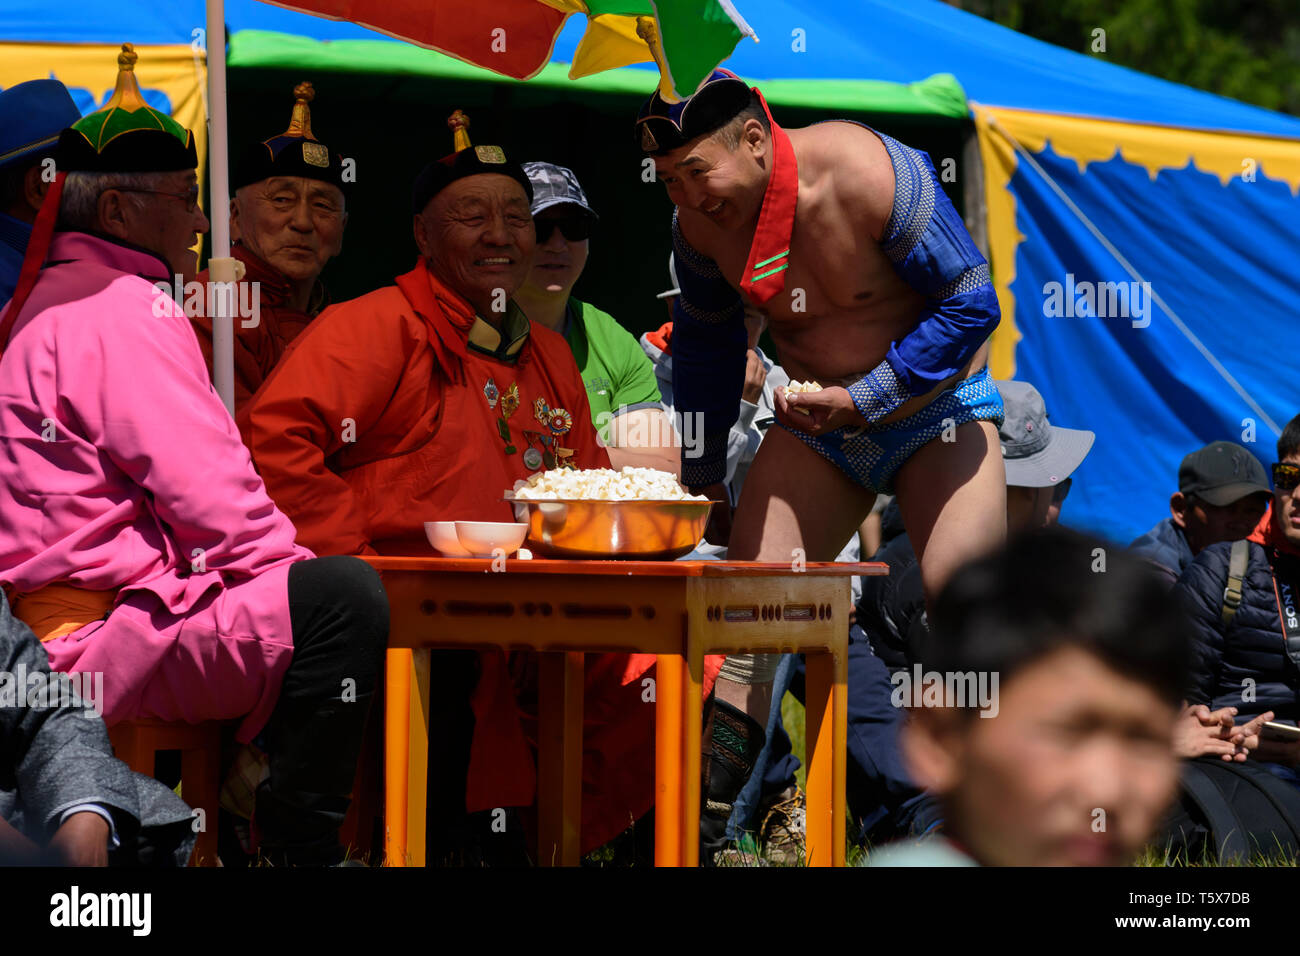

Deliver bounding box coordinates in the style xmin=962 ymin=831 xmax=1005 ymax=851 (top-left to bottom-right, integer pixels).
xmin=776 ymin=386 xmax=867 ymax=435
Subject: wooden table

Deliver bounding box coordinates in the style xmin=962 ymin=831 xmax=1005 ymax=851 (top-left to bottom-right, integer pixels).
xmin=365 ymin=556 xmax=885 ymax=867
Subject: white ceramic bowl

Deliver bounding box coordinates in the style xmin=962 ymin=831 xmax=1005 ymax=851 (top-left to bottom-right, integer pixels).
xmin=424 ymin=521 xmax=471 ymax=557
xmin=455 ymin=520 xmax=528 ymax=558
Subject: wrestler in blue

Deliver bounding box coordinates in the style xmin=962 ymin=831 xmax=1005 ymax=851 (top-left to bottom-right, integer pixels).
xmin=637 ymin=70 xmax=1007 ymax=860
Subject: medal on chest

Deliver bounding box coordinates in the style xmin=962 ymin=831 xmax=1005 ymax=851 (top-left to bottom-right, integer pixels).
xmin=484 ymin=379 xmax=575 ymax=469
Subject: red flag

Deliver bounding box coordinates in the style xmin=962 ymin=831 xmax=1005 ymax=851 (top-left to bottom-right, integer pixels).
xmin=259 ymin=0 xmax=570 ymax=80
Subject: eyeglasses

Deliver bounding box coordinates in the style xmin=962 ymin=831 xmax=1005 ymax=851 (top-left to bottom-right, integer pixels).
xmin=535 ymin=217 xmax=591 ymax=243
xmin=1274 ymin=462 xmax=1300 ymax=492
xmin=114 ymin=185 xmax=201 ymax=214
xmin=635 ymin=71 xmax=754 ymax=154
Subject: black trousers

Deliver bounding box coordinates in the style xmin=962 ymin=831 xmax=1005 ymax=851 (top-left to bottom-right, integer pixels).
xmin=255 ymin=556 xmax=388 ymax=865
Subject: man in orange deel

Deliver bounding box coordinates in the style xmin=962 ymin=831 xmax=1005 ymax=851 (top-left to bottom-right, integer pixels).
xmin=246 ymin=113 xmax=706 ymax=861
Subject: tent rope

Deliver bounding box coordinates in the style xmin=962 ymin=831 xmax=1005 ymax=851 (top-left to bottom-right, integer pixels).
xmin=980 ymin=110 xmax=1281 ymax=437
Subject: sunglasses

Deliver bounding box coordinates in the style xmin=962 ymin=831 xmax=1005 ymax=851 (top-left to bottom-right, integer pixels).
xmin=535 ymin=217 xmax=591 ymax=243
xmin=635 ymin=72 xmax=754 ymax=154
xmin=1274 ymin=462 xmax=1300 ymax=492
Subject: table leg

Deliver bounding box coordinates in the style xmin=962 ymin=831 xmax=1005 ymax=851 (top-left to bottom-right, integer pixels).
xmin=683 ymin=628 xmax=703 ymax=868
xmin=383 ymin=649 xmax=410 ymax=867
xmin=538 ymin=651 xmax=584 ymax=866
xmin=406 ymin=648 xmax=431 ymax=867
xmin=804 ymin=649 xmax=847 ymax=866
xmin=655 ymin=653 xmax=684 ymax=866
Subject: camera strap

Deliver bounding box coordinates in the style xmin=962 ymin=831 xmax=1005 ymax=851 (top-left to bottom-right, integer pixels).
xmin=1270 ymin=551 xmax=1300 ymax=667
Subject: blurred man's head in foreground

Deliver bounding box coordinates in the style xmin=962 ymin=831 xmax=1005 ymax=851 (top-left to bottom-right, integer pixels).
xmin=903 ymin=527 xmax=1190 ymax=866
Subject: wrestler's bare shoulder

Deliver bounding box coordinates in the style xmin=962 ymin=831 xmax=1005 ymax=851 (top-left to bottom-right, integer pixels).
xmin=677 ymin=121 xmax=896 ymax=258
xmin=786 ymin=121 xmax=895 ymax=239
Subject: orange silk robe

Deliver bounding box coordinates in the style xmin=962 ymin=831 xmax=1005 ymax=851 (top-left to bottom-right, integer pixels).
xmin=191 ymin=243 xmax=326 ymax=416
xmin=246 ymin=260 xmax=690 ymax=852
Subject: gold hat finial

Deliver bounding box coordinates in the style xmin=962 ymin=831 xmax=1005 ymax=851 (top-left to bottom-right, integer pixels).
xmin=284 ymin=81 xmax=317 ymax=140
xmin=448 ymin=110 xmax=472 ymax=152
xmin=103 ymin=42 xmax=148 ymax=112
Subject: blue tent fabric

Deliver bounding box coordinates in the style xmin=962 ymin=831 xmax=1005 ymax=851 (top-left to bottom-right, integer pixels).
xmin=1005 ymin=143 xmax=1298 ymax=543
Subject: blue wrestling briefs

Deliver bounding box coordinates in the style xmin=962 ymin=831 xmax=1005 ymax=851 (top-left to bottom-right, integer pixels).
xmin=780 ymin=368 xmax=1004 ymax=495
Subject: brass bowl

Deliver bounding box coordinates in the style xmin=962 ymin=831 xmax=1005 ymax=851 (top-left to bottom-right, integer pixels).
xmin=508 ymin=498 xmax=718 ymax=560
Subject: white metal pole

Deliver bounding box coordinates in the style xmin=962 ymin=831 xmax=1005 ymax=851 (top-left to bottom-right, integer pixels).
xmin=206 ymin=0 xmax=236 ymax=414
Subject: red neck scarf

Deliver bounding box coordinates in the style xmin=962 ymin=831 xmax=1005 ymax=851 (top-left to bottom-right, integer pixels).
xmin=1249 ymin=503 xmax=1300 ymax=558
xmin=739 ymin=91 xmax=798 ymax=307
xmin=395 ymin=259 xmax=531 ymax=385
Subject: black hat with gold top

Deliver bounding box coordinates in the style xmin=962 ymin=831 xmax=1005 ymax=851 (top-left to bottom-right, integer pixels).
xmin=411 ymin=110 xmax=533 ymax=214
xmin=56 ymin=43 xmax=197 ymax=172
xmin=233 ymin=81 xmax=348 ymax=193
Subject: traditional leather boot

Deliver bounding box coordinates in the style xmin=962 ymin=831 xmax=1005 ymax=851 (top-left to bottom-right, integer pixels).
xmin=699 ymin=697 xmax=766 ymax=866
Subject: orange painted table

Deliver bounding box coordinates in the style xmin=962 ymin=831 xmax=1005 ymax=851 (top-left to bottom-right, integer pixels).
xmin=364 ymin=556 xmax=886 ymax=867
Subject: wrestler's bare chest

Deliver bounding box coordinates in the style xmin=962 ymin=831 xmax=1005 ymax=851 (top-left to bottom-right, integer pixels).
xmin=708 ymin=193 xmax=924 ymax=385
xmin=688 ymin=123 xmax=928 ymax=383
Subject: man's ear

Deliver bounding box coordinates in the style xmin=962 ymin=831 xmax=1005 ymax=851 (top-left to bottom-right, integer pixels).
xmin=228 ymin=196 xmax=242 ymax=243
xmin=1169 ymin=491 xmax=1188 ymax=528
xmin=743 ymin=118 xmax=767 ymax=158
xmin=22 ymin=164 xmax=50 ymax=214
xmin=901 ymin=709 xmax=963 ymax=797
xmin=412 ymin=212 xmax=431 ymax=258
xmin=96 ymin=189 xmax=132 ymax=240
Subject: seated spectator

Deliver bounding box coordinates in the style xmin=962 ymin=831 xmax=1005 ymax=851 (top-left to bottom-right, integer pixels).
xmin=192 ymin=82 xmax=348 ymax=418
xmin=870 ymin=527 xmax=1191 ymax=866
xmin=1130 ymin=440 xmax=1271 ymax=586
xmin=1175 ymin=413 xmax=1300 ymax=787
xmin=515 ymin=162 xmax=678 ymax=474
xmin=245 ymin=114 xmax=720 ymax=858
xmin=0 ymin=592 xmax=195 ymax=866
xmin=0 ymin=46 xmax=387 ymax=867
xmin=0 ymin=80 xmax=82 ymax=303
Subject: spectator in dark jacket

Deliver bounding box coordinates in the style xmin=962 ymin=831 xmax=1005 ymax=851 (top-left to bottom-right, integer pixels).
xmin=1131 ymin=441 xmax=1271 ymax=586
xmin=1175 ymin=413 xmax=1300 ymax=786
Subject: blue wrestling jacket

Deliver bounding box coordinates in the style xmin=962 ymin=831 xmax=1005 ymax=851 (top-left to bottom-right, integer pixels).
xmin=671 ymin=125 xmax=1000 ymax=488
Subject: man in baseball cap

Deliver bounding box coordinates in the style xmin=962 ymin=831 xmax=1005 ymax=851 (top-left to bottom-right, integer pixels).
xmin=997 ymin=379 xmax=1095 ymax=530
xmin=514 ymin=161 xmax=679 ymax=475
xmin=1131 ymin=440 xmax=1272 ymax=585
xmin=0 ymin=79 xmax=83 ymax=302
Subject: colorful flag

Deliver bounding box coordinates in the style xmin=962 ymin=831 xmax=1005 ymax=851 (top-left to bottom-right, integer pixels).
xmin=258 ymin=0 xmax=755 ymax=100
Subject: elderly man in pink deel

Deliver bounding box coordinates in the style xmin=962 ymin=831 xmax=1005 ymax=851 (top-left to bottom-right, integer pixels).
xmin=0 ymin=46 xmax=387 ymax=867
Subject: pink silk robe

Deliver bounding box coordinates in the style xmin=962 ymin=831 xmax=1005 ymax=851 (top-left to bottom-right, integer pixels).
xmin=0 ymin=232 xmax=312 ymax=741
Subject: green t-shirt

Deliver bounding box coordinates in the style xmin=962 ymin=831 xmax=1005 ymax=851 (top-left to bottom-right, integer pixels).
xmin=565 ymin=298 xmax=663 ymax=441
